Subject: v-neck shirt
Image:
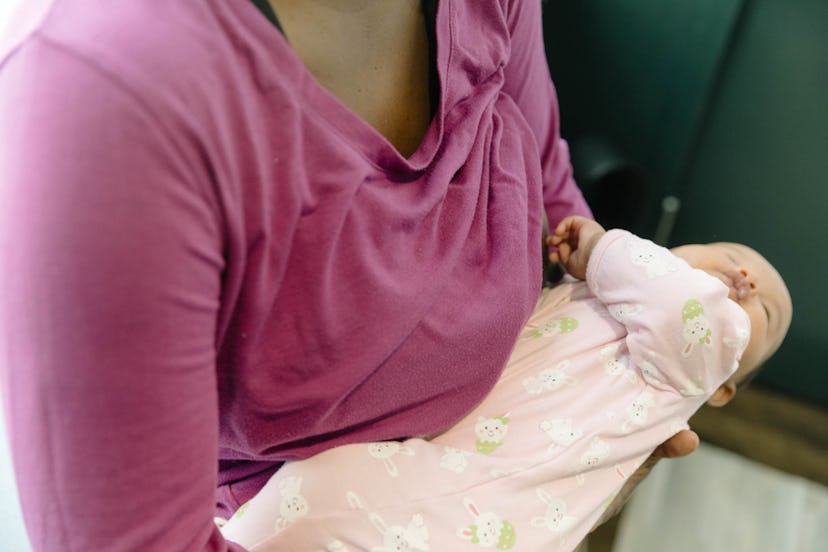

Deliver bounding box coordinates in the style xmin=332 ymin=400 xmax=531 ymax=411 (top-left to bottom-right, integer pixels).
xmin=0 ymin=0 xmax=590 ymax=548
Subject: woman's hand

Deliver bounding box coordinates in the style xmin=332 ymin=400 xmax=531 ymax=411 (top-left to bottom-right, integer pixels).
xmin=652 ymin=428 xmax=699 ymax=458
xmin=546 ymin=216 xmax=606 ymax=280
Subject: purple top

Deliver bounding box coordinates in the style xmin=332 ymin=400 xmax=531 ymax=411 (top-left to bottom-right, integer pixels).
xmin=0 ymin=0 xmax=590 ymax=550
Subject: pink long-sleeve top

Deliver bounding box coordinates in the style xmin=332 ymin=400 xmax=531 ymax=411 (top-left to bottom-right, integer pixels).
xmin=0 ymin=0 xmax=590 ymax=550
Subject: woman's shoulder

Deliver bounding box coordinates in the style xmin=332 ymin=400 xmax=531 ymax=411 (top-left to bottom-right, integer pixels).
xmin=3 ymin=1 xmax=278 ymax=112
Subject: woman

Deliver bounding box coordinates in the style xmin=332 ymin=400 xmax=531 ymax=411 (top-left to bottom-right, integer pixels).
xmin=0 ymin=1 xmax=696 ymax=550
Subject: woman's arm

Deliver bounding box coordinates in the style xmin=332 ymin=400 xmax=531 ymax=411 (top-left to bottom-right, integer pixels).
xmin=0 ymin=36 xmax=242 ymax=551
xmin=500 ymin=0 xmax=593 ymax=229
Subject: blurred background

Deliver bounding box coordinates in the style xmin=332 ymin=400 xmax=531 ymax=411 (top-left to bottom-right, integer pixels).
xmin=1 ymin=1 xmax=826 ymax=551
xmin=543 ymin=0 xmax=827 ymax=406
xmin=541 ymin=0 xmax=827 ymax=549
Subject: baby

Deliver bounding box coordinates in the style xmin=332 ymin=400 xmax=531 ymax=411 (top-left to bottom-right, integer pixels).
xmin=218 ymin=216 xmax=792 ymax=552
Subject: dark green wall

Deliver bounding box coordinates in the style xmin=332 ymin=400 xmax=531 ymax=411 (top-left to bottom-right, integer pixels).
xmin=669 ymin=0 xmax=828 ymax=405
xmin=544 ymin=0 xmax=827 ymax=406
xmin=543 ymin=0 xmax=745 ymax=233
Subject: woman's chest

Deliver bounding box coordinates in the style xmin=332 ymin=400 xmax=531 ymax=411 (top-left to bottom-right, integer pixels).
xmin=268 ymin=0 xmax=433 ymax=157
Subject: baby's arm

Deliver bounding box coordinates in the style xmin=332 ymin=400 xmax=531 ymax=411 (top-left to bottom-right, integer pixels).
xmin=552 ymin=215 xmax=750 ymax=396
xmin=596 ymin=233 xmax=748 ymax=395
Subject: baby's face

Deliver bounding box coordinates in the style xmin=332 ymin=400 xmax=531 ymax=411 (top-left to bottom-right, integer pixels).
xmin=671 ymin=242 xmax=792 ymax=378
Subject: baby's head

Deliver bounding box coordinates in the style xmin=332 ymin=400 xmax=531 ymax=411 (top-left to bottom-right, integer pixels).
xmin=671 ymin=242 xmax=792 ymax=406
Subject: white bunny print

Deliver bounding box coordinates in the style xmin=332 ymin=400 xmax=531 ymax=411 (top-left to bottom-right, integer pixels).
xmin=622 ymin=391 xmax=655 ymax=432
xmin=539 ymin=418 xmax=582 ymax=455
xmin=608 ymin=302 xmax=643 ymax=322
xmin=680 ymin=299 xmax=712 ymax=357
xmin=575 ymin=437 xmax=611 ymax=485
xmin=599 ymin=344 xmax=637 ymax=383
xmin=530 ymin=489 xmax=577 ymax=534
xmin=274 ymin=476 xmax=309 ymax=531
xmin=324 ymin=541 xmax=350 ymax=552
xmin=369 ymin=512 xmax=430 ymax=552
xmin=522 ymin=360 xmax=578 ymax=394
xmin=724 ymin=327 xmax=750 ymax=349
xmin=456 ymin=498 xmax=516 ymax=549
xmin=439 ymin=447 xmax=474 ymax=474
xmin=368 ymin=442 xmax=416 ymax=477
xmin=637 ymin=358 xmax=663 ymax=387
xmin=475 ymin=415 xmax=511 ymax=454
xmin=627 ymin=238 xmax=678 ymax=278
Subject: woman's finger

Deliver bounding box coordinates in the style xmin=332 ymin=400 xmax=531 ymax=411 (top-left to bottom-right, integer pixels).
xmin=652 ymin=429 xmax=699 ymax=458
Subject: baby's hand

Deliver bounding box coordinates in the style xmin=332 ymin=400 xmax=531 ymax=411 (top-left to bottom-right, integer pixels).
xmin=546 ymin=216 xmax=606 ymax=280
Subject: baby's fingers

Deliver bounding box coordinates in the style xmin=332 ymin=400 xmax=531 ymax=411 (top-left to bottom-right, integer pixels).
xmin=553 ymin=217 xmax=575 ymax=238
xmin=549 ymin=230 xmax=570 ymax=246
xmin=554 ymin=242 xmax=571 ymax=264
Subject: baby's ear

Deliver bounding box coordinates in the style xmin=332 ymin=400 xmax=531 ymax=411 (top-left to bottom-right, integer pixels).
xmin=707 ymin=380 xmax=736 ymax=407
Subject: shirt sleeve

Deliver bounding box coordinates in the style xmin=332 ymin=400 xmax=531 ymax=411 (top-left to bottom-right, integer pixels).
xmin=500 ymin=0 xmax=593 ymax=229
xmin=0 ymin=37 xmax=245 ymax=551
xmin=585 ymin=230 xmax=751 ymax=397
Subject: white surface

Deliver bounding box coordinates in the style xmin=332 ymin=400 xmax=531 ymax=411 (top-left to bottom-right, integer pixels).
xmin=0 ymin=0 xmax=51 ymax=60
xmin=0 ymin=403 xmax=32 ymax=552
xmin=0 ymin=0 xmax=21 ymax=29
xmin=614 ymin=442 xmax=828 ymax=552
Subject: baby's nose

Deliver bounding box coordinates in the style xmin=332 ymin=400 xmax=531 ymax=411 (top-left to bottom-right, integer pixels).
xmin=732 ymin=269 xmax=757 ymax=299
